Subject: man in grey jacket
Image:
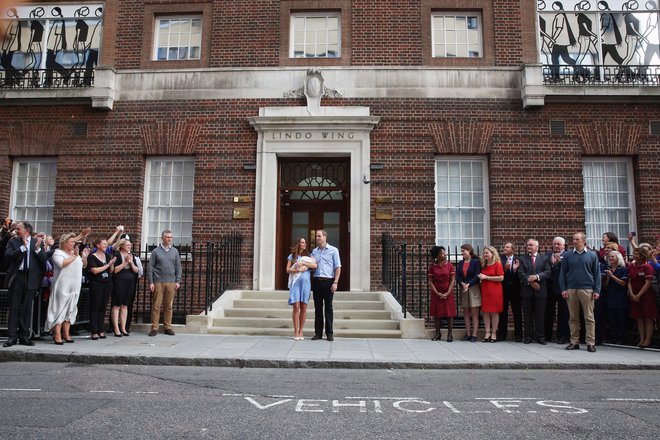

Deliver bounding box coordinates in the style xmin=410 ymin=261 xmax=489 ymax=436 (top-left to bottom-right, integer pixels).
xmin=147 ymin=230 xmax=181 ymax=336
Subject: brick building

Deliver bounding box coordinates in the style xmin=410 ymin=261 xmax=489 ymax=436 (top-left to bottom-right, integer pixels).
xmin=1 ymin=0 xmax=659 ymax=299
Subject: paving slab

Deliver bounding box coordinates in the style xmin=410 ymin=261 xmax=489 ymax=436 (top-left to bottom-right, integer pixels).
xmin=1 ymin=333 xmax=659 ymax=370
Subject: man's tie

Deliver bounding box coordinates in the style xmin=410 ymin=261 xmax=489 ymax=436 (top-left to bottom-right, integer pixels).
xmin=23 ymin=246 xmax=29 ymax=271
xmin=531 ymin=254 xmax=535 ymax=269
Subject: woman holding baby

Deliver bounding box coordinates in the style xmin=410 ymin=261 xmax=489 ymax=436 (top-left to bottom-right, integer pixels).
xmin=286 ymin=237 xmax=317 ymax=340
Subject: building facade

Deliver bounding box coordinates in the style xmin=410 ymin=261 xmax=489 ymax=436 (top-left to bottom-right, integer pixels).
xmin=1 ymin=0 xmax=659 ymax=296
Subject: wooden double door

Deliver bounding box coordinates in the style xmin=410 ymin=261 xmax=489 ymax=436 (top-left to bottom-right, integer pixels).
xmin=276 ymin=160 xmax=350 ymax=291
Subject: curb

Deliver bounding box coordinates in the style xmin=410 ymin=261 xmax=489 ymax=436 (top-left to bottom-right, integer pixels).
xmin=1 ymin=350 xmax=659 ymax=370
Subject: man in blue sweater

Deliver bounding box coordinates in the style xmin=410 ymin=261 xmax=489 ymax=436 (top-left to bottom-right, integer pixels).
xmin=559 ymin=232 xmax=601 ymax=353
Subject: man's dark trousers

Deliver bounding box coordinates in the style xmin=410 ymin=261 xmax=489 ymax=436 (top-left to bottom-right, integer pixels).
xmin=312 ymin=278 xmax=334 ymax=337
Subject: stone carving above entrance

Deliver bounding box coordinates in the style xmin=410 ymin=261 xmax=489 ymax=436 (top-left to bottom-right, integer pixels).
xmin=284 ymin=68 xmax=342 ymax=115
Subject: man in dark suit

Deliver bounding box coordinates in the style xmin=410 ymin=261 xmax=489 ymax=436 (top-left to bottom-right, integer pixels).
xmin=497 ymin=242 xmax=522 ymax=342
xmin=3 ymin=221 xmax=47 ymax=347
xmin=517 ymin=238 xmax=552 ymax=344
xmin=545 ymin=236 xmax=570 ymax=344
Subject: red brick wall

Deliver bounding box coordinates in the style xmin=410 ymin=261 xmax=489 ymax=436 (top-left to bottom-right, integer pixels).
xmin=2 ymin=99 xmax=659 ymax=293
xmin=111 ymin=0 xmax=533 ymax=68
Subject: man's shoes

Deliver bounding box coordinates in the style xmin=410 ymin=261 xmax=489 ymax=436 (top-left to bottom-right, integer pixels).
xmin=164 ymin=329 xmax=175 ymax=336
xmin=326 ymin=335 xmax=334 ymax=342
xmin=18 ymin=336 xmax=35 ymax=346
xmin=3 ymin=337 xmax=18 ymax=348
xmin=587 ymin=344 xmax=596 ymax=353
xmin=148 ymin=330 xmax=158 ymax=337
xmin=565 ymin=343 xmax=580 ymax=350
xmin=311 ymin=334 xmax=322 ymax=340
xmin=523 ymin=338 xmax=532 ymax=344
xmin=537 ymin=338 xmax=547 ymax=345
xmin=556 ymin=338 xmax=568 ymax=345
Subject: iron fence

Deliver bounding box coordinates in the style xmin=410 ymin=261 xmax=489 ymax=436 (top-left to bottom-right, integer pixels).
xmin=0 ymin=67 xmax=94 ymax=89
xmin=0 ymin=235 xmax=242 ymax=336
xmin=381 ymin=233 xmax=659 ymax=347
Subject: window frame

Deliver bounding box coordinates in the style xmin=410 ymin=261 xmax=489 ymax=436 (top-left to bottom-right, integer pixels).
xmin=9 ymin=158 xmax=57 ymax=235
xmin=421 ymin=0 xmax=494 ymax=66
xmin=289 ymin=11 xmax=342 ymax=59
xmin=434 ymin=156 xmax=490 ymax=258
xmin=582 ymin=157 xmax=637 ymax=251
xmin=152 ymin=15 xmax=203 ymax=62
xmin=279 ymin=0 xmax=351 ymax=66
xmin=142 ymin=157 xmax=195 ymax=250
xmin=431 ymin=11 xmax=483 ymax=59
xmin=141 ymin=2 xmax=212 ymax=69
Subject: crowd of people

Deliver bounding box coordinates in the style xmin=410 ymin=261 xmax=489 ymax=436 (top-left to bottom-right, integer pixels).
xmin=0 ymin=219 xmax=183 ymax=346
xmin=427 ymin=231 xmax=660 ymax=352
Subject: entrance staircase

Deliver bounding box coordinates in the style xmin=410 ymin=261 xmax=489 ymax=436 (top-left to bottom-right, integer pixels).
xmin=207 ymin=291 xmax=403 ymax=338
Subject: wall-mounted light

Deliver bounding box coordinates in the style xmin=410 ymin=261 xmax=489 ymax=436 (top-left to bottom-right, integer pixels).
xmin=243 ymin=163 xmax=256 ymax=171
xmin=370 ymin=163 xmax=384 ymax=171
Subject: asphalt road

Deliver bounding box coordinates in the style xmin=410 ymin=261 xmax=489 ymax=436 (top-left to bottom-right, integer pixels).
xmin=0 ymin=363 xmax=658 ymax=439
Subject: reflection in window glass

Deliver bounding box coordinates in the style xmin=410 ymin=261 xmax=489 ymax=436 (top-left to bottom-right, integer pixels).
xmin=12 ymin=159 xmax=57 ymax=234
xmin=290 ymin=13 xmax=340 ymax=58
xmin=154 ymin=17 xmax=202 ymax=61
xmin=432 ymin=12 xmax=482 ymax=58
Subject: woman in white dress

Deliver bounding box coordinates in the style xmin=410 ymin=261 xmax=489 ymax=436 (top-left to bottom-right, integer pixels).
xmin=45 ymin=233 xmax=89 ymax=344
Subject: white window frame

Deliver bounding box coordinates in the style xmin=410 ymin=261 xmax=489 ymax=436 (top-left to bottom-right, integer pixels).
xmin=434 ymin=156 xmax=490 ymax=258
xmin=142 ymin=157 xmax=195 ymax=250
xmin=289 ymin=12 xmax=341 ymax=58
xmin=153 ymin=15 xmax=203 ymax=61
xmin=9 ymin=158 xmax=57 ymax=235
xmin=582 ymin=158 xmax=637 ymax=251
xmin=431 ymin=11 xmax=483 ymax=58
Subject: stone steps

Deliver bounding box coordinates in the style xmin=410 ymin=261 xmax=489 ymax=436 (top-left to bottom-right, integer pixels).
xmin=208 ymin=290 xmax=402 ymax=338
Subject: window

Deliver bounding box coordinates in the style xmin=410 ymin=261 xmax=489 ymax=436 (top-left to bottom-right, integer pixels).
xmin=144 ymin=158 xmax=195 ymax=246
xmin=153 ymin=16 xmax=202 ymax=61
xmin=582 ymin=158 xmax=636 ymax=250
xmin=290 ymin=13 xmax=340 ymax=58
xmin=432 ymin=12 xmax=482 ymax=58
xmin=10 ymin=159 xmax=57 ymax=234
xmin=435 ymin=157 xmax=489 ymax=252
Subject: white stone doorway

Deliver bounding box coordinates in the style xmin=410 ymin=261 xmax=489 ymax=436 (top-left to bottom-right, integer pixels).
xmin=249 ymin=106 xmax=380 ymax=291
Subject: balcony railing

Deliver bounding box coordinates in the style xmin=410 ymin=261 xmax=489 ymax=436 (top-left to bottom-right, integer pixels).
xmin=542 ymin=64 xmax=660 ymax=87
xmin=0 ymin=67 xmax=94 ymax=89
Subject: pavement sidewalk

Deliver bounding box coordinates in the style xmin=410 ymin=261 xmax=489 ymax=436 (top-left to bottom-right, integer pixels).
xmin=1 ymin=333 xmax=659 ymax=369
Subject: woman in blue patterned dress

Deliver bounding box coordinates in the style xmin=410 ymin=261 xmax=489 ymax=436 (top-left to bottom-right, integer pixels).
xmin=286 ymin=237 xmax=317 ymax=340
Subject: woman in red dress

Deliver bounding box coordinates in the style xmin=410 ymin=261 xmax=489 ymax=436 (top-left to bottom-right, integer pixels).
xmin=478 ymin=245 xmax=504 ymax=342
xmin=428 ymin=246 xmax=456 ymax=342
xmin=627 ymin=247 xmax=658 ymax=348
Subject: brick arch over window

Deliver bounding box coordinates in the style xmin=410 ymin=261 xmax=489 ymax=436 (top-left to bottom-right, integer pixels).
xmin=576 ymin=122 xmax=645 ymax=156
xmin=5 ymin=123 xmax=66 ymax=156
xmin=429 ymin=120 xmax=495 ymax=154
xmin=140 ymin=120 xmax=202 ymax=155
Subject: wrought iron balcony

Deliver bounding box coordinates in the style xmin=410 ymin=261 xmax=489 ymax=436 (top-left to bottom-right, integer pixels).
xmin=0 ymin=67 xmax=94 ymax=89
xmin=0 ymin=66 xmax=115 ymax=110
xmin=542 ymin=65 xmax=660 ymax=87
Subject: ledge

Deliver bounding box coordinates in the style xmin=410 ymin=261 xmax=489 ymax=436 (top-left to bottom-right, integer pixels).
xmin=0 ymin=66 xmax=116 ymax=110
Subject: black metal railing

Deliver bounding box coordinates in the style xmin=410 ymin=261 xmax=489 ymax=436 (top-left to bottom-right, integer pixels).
xmin=133 ymin=234 xmax=243 ymax=324
xmin=542 ymin=64 xmax=660 ymax=86
xmin=0 ymin=67 xmax=95 ymax=89
xmin=381 ymin=233 xmax=659 ymax=347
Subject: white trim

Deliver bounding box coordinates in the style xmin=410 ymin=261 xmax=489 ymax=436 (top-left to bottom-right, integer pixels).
xmin=153 ymin=15 xmax=203 ymax=61
xmin=249 ymin=107 xmax=380 ymax=291
xmin=434 ymin=155 xmax=490 ymax=254
xmin=10 ymin=158 xmax=57 ymax=235
xmin=431 ymin=11 xmax=483 ymax=58
xmin=582 ymin=157 xmax=637 ymax=250
xmin=142 ymin=156 xmax=195 ymax=250
xmin=289 ymin=12 xmax=341 ymax=58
